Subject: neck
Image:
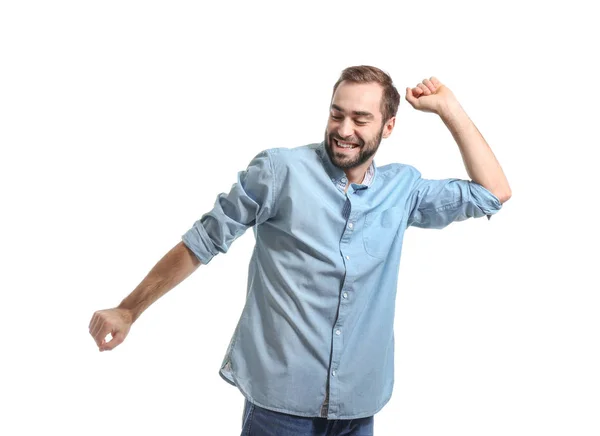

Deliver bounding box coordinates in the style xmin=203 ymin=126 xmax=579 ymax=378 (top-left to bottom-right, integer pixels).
xmin=344 ymin=159 xmax=372 ymax=184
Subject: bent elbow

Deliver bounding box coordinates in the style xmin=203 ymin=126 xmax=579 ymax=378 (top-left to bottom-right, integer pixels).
xmin=498 ymin=189 xmax=512 ymax=204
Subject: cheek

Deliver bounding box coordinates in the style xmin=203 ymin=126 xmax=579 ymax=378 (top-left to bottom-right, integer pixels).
xmin=326 ymin=124 xmax=338 ymax=138
xmin=354 ymin=128 xmax=368 ymax=140
xmin=366 ymin=128 xmax=380 ymax=140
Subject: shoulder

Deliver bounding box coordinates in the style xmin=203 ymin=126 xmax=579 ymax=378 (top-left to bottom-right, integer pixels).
xmin=262 ymin=142 xmax=321 ymax=158
xmin=376 ymin=162 xmax=422 ymax=182
xmin=260 ymin=142 xmax=323 ymax=168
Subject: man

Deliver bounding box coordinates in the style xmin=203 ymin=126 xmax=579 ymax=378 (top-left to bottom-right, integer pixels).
xmin=89 ymin=66 xmax=511 ymax=435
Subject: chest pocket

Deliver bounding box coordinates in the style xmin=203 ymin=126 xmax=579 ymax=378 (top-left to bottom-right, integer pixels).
xmin=362 ymin=206 xmax=403 ymax=259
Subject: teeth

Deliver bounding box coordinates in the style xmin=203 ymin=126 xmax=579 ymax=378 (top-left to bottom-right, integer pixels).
xmin=336 ymin=140 xmax=357 ymax=149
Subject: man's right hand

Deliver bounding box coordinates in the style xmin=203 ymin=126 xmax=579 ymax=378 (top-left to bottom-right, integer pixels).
xmin=89 ymin=308 xmax=133 ymax=352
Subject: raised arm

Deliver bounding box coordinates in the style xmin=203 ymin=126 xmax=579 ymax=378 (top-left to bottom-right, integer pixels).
xmin=405 ymin=76 xmax=512 ymax=204
xmin=438 ymin=97 xmax=511 ymax=203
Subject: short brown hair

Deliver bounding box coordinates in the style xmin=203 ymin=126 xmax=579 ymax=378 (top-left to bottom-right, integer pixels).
xmin=331 ymin=65 xmax=400 ymax=124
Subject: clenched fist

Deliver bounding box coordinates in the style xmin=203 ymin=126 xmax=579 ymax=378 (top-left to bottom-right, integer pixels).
xmin=405 ymin=76 xmax=458 ymax=115
xmin=89 ymin=308 xmax=133 ymax=352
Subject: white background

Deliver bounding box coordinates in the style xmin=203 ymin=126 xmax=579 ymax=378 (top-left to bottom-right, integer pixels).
xmin=1 ymin=1 xmax=599 ymax=435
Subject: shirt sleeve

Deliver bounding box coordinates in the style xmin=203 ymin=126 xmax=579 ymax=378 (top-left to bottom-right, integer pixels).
xmin=181 ymin=150 xmax=276 ymax=264
xmin=406 ymin=172 xmax=502 ymax=229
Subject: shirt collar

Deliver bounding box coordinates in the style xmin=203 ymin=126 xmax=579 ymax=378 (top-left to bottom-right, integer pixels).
xmin=317 ymin=141 xmax=377 ymax=190
xmin=362 ymin=163 xmax=375 ymax=186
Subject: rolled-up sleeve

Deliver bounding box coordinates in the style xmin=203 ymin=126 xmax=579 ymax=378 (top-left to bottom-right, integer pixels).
xmin=406 ymin=172 xmax=502 ymax=229
xmin=182 ymin=150 xmax=276 ymax=264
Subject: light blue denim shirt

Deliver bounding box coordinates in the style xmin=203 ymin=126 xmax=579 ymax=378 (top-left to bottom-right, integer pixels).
xmin=182 ymin=142 xmax=502 ymax=419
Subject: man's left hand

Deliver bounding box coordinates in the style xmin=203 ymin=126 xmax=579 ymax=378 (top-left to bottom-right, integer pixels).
xmin=405 ymin=77 xmax=458 ymax=115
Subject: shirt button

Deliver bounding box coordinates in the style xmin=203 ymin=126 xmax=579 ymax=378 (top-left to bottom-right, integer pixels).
xmin=348 ymin=222 xmax=353 ymax=229
xmin=345 ymin=255 xmax=350 ymax=260
xmin=332 ymin=370 xmax=337 ymax=377
xmin=342 ymin=292 xmax=348 ymax=299
xmin=335 ymin=329 xmax=341 ymax=335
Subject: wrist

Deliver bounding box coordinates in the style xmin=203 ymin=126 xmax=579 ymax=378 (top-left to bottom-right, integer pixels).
xmin=437 ymin=98 xmax=463 ymax=121
xmin=116 ymin=303 xmax=137 ymax=324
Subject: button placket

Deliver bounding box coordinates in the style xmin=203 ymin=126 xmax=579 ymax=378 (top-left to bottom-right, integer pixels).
xmin=329 ymin=201 xmax=360 ymax=417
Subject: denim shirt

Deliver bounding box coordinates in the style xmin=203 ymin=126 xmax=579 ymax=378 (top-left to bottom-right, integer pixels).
xmin=182 ymin=141 xmax=502 ymax=419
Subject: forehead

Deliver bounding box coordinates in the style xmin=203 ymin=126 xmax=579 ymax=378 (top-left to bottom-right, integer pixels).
xmin=331 ymin=81 xmax=383 ymax=117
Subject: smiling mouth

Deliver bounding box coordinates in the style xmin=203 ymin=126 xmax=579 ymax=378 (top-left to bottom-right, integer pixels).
xmin=333 ymin=138 xmax=360 ymax=150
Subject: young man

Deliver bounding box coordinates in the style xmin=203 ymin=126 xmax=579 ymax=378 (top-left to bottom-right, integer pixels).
xmin=89 ymin=66 xmax=511 ymax=435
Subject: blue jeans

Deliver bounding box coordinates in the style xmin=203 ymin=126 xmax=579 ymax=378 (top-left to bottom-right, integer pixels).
xmin=241 ymin=399 xmax=375 ymax=436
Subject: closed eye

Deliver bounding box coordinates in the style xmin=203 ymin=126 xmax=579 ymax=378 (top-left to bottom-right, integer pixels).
xmin=330 ymin=115 xmax=368 ymax=126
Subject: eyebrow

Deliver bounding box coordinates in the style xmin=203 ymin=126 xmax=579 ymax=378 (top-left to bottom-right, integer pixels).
xmin=331 ymin=104 xmax=374 ymax=119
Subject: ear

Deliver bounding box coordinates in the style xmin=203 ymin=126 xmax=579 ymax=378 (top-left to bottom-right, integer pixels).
xmin=382 ymin=117 xmax=396 ymax=139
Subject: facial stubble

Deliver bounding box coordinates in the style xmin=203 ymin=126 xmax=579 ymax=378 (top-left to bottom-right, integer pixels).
xmin=324 ymin=124 xmax=384 ymax=170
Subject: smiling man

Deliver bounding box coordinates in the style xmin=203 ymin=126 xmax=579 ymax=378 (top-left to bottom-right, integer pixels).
xmin=325 ymin=78 xmax=395 ymax=195
xmin=89 ymin=66 xmax=511 ymax=436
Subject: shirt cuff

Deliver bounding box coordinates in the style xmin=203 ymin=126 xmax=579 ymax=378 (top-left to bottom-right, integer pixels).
xmin=470 ymin=182 xmax=502 ymax=220
xmin=181 ymin=223 xmax=217 ymax=265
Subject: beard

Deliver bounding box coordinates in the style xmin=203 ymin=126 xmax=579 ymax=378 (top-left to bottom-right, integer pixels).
xmin=324 ymin=125 xmax=384 ymax=170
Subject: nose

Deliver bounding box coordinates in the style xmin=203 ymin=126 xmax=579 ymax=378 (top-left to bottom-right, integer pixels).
xmin=338 ymin=118 xmax=354 ymax=139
